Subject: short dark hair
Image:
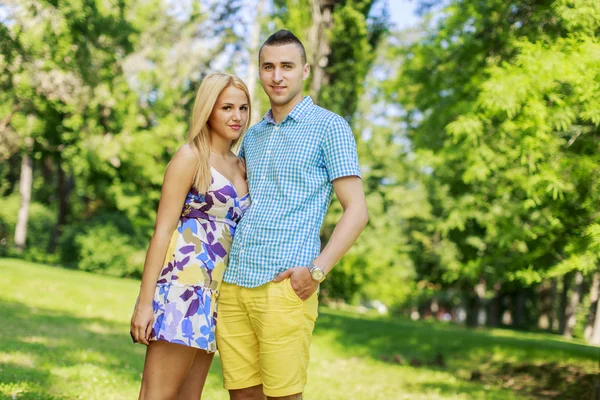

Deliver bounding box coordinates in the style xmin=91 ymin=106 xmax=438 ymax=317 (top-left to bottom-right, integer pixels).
xmin=259 ymin=30 xmax=307 ymax=64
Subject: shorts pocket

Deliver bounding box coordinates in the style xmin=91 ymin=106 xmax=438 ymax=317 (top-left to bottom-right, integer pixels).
xmin=284 ymin=278 xmax=303 ymax=303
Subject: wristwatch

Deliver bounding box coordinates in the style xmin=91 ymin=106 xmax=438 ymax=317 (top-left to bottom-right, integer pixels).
xmin=307 ymin=261 xmax=326 ymax=283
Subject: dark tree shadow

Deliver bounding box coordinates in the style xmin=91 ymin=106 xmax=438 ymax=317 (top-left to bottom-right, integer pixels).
xmin=314 ymin=308 xmax=600 ymax=399
xmin=477 ymin=361 xmax=600 ymax=399
xmin=0 ymin=300 xmax=224 ymax=398
xmin=314 ymin=309 xmax=598 ymax=362
xmin=0 ymin=363 xmax=63 ymax=399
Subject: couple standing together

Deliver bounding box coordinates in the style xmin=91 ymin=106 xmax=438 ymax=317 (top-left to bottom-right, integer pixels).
xmin=130 ymin=30 xmax=368 ymax=400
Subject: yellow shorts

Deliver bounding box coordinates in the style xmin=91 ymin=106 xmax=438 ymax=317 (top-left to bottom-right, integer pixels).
xmin=216 ymin=279 xmax=319 ymax=397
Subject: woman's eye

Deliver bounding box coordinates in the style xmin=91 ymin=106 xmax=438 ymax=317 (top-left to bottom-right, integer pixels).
xmin=241 ymin=106 xmax=248 ymax=111
xmin=223 ymin=106 xmax=231 ymax=110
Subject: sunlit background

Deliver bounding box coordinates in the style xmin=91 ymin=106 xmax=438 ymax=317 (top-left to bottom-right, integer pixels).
xmin=1 ymin=0 xmax=599 ymax=398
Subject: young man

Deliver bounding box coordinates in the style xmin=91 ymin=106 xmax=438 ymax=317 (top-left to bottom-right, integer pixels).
xmin=216 ymin=30 xmax=369 ymax=400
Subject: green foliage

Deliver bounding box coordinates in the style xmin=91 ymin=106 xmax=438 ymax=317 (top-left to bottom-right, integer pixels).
xmin=58 ymin=213 xmax=145 ymax=277
xmin=0 ymin=194 xmax=56 ymax=262
xmin=390 ymin=0 xmax=600 ymax=306
xmin=271 ymin=0 xmax=388 ymax=119
xmin=320 ymin=0 xmax=387 ymax=119
xmin=72 ymin=223 xmax=144 ymax=278
xmin=1 ymin=0 xmax=245 ymax=272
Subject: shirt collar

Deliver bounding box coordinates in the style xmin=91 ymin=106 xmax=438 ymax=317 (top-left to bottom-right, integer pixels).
xmin=263 ymin=96 xmax=314 ymax=125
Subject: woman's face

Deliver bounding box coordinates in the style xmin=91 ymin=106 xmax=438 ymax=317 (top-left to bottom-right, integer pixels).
xmin=208 ymin=85 xmax=249 ymax=143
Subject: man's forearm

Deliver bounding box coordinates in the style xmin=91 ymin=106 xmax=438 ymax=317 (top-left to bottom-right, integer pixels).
xmin=313 ymin=204 xmax=368 ymax=274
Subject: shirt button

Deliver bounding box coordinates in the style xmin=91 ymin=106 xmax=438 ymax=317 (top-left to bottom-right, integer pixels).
xmin=261 ymin=175 xmax=266 ymax=179
xmin=274 ymin=126 xmax=279 ymax=131
xmin=266 ymin=150 xmax=271 ymax=154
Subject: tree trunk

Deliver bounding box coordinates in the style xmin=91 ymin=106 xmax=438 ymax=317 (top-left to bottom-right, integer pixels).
xmin=307 ymin=0 xmax=340 ymax=102
xmin=487 ymin=282 xmax=501 ymax=328
xmin=502 ymin=295 xmax=513 ymax=326
xmin=47 ymin=155 xmax=72 ymax=253
xmin=487 ymin=295 xmax=501 ymax=327
xmin=558 ymin=272 xmax=573 ymax=334
xmin=538 ymin=280 xmax=552 ymax=330
xmin=564 ymin=271 xmax=583 ymax=339
xmin=585 ymin=273 xmax=600 ymax=341
xmin=549 ymin=278 xmax=558 ymax=331
xmin=514 ymin=289 xmax=527 ymax=328
xmin=14 ymin=152 xmax=33 ymax=252
xmin=466 ymin=280 xmax=486 ymax=327
xmin=246 ymin=0 xmax=265 ymax=125
xmin=465 ymin=293 xmax=479 ymax=327
xmin=590 ymin=274 xmax=600 ymax=345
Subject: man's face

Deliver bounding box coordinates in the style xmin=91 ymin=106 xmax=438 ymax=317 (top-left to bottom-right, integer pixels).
xmin=259 ymin=43 xmax=310 ymax=107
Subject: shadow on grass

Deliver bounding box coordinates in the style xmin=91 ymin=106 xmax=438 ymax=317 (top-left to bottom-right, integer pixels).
xmin=0 ymin=300 xmax=223 ymax=398
xmin=314 ymin=308 xmax=600 ymax=399
xmin=315 ymin=308 xmax=599 ymax=362
xmin=478 ymin=361 xmax=600 ymax=399
xmin=0 ymin=362 xmax=64 ymax=399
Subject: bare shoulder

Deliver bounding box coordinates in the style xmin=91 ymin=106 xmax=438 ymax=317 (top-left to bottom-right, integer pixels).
xmin=166 ymin=144 xmax=199 ymax=175
xmin=174 ymin=143 xmax=199 ymax=162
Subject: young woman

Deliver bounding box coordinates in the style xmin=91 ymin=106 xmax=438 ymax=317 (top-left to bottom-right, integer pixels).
xmin=130 ymin=72 xmax=251 ymax=399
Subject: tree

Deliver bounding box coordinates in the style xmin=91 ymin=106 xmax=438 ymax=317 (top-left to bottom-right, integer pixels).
xmin=246 ymin=0 xmax=267 ymax=124
xmin=272 ymin=0 xmax=388 ymax=119
xmin=0 ymin=0 xmax=137 ymax=253
xmin=0 ymin=0 xmax=245 ymax=272
xmin=390 ymin=0 xmax=600 ymax=326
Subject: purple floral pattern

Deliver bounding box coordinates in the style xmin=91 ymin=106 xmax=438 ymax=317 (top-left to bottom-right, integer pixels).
xmin=150 ymin=166 xmax=250 ymax=352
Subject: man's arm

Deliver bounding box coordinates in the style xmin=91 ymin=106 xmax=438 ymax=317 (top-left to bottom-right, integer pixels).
xmin=273 ymin=175 xmax=368 ymax=300
xmin=313 ymin=175 xmax=368 ymax=273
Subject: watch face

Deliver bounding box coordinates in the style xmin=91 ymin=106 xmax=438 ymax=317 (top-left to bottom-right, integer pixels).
xmin=312 ymin=269 xmax=324 ymax=281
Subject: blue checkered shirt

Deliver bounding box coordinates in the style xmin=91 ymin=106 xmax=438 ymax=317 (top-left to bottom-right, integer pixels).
xmin=223 ymin=96 xmax=361 ymax=288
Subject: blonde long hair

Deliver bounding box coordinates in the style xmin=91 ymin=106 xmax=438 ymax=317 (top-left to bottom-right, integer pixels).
xmin=187 ymin=72 xmax=251 ymax=193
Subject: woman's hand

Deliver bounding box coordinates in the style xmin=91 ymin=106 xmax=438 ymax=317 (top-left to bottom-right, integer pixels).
xmin=130 ymin=301 xmax=154 ymax=345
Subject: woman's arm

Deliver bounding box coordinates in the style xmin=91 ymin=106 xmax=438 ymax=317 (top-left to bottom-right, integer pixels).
xmin=130 ymin=144 xmax=199 ymax=345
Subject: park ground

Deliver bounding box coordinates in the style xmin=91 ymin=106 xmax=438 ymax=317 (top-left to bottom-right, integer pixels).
xmin=0 ymin=258 xmax=598 ymax=399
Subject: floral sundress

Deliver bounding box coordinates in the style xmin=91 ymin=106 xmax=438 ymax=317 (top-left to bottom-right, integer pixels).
xmin=149 ymin=166 xmax=250 ymax=352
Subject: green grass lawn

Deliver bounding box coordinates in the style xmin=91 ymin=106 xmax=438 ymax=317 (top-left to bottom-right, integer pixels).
xmin=1 ymin=258 xmax=598 ymax=399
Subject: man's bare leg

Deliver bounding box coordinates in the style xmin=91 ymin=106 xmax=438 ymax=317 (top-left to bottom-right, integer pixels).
xmin=229 ymin=384 xmax=265 ymax=400
xmin=267 ymin=394 xmax=302 ymax=400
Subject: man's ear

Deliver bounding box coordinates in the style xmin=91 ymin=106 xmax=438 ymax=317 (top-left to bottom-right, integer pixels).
xmin=303 ymin=63 xmax=311 ymax=80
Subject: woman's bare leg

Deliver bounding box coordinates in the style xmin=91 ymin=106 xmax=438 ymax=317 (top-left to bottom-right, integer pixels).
xmin=178 ymin=350 xmax=215 ymax=399
xmin=138 ymin=340 xmax=199 ymax=400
